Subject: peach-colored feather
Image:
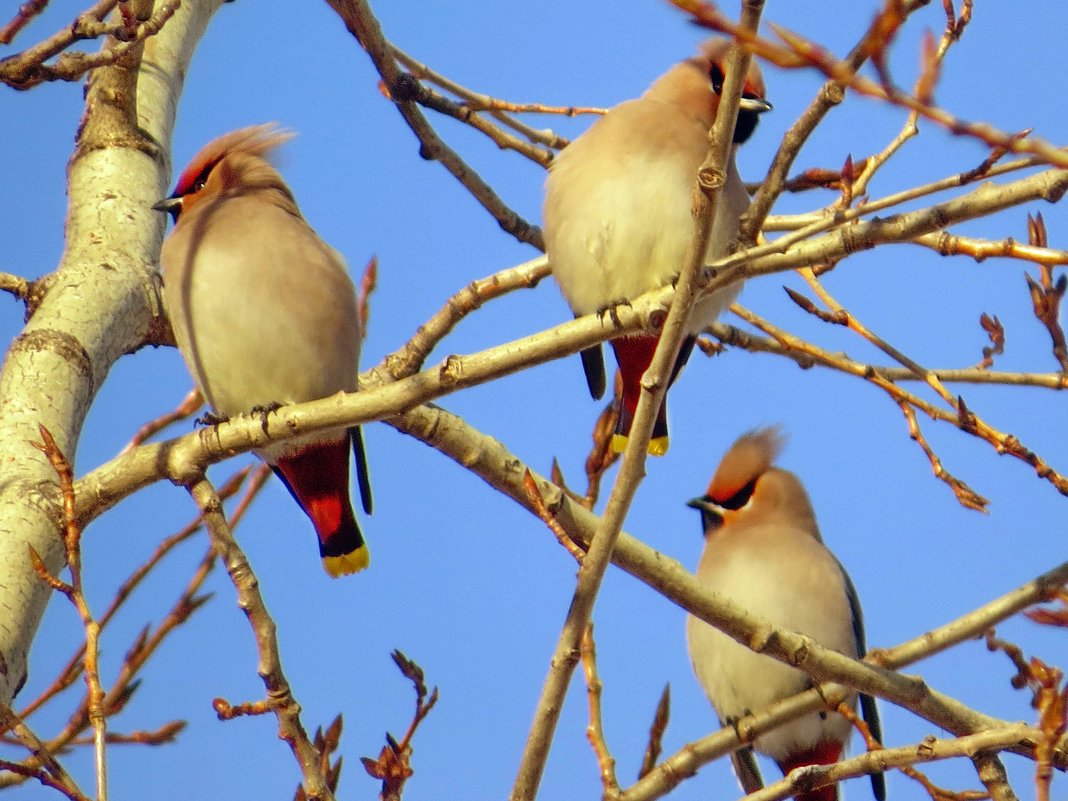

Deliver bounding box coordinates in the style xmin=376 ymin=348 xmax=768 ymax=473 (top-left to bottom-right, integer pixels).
xmin=173 ymin=123 xmax=295 ymax=197
xmin=686 ymin=430 xmax=885 ymax=801
xmin=544 ymin=39 xmax=770 ymax=456
xmin=158 ymin=124 xmax=371 ymax=578
xmin=707 ymin=426 xmax=784 ymax=501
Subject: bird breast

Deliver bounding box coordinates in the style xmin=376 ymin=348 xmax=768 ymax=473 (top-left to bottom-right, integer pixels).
xmin=161 ymin=195 xmax=361 ymax=452
xmin=545 ymin=98 xmax=748 ymax=329
xmin=686 ymin=524 xmax=858 ymax=759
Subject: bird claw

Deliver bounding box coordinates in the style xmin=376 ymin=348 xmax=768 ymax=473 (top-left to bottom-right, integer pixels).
xmin=596 ymin=298 xmax=631 ymax=328
xmin=250 ymin=402 xmax=283 ymax=434
xmin=195 ymin=410 xmax=229 ymax=427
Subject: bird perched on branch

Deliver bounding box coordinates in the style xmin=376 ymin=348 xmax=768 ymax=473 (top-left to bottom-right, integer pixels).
xmin=685 ymin=428 xmax=885 ymax=801
xmin=543 ymin=38 xmax=771 ymax=455
xmin=155 ymin=124 xmax=372 ymax=577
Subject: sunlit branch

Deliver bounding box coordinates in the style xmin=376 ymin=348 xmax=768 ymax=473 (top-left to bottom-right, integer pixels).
xmin=188 ymin=476 xmax=334 ymax=801
xmin=744 ymin=725 xmax=1028 ymax=801
xmin=0 ymin=704 xmax=85 ymax=800
xmin=580 ymin=624 xmax=620 ymax=796
xmin=323 ymin=0 xmax=543 ymax=249
xmin=509 ymin=5 xmax=766 ymax=798
xmin=388 ymin=401 xmax=1068 ymax=788
xmin=390 ymin=44 xmax=603 ymax=150
xmin=734 ymin=0 xmax=931 ymax=243
xmin=0 ymin=0 xmax=179 ymax=89
xmin=704 ymin=319 xmax=1068 ymax=389
xmin=730 ymin=304 xmax=1068 ymax=498
xmin=672 ymin=2 xmax=1068 ymax=169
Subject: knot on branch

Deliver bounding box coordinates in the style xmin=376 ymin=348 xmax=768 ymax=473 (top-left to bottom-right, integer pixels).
xmin=390 ymin=71 xmax=422 ymax=103
xmin=697 ymin=165 xmax=726 ymax=194
xmin=438 ymin=354 xmax=464 ymax=387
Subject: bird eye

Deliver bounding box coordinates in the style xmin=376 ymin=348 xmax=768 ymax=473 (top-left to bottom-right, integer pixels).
xmin=181 ymin=162 xmax=216 ymax=197
xmin=709 ymin=64 xmax=725 ymax=95
xmin=718 ymin=478 xmax=757 ymax=511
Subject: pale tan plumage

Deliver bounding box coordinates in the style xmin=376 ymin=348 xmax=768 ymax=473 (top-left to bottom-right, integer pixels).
xmin=544 ymin=39 xmax=770 ymax=455
xmin=157 ymin=124 xmax=372 ymax=577
xmin=685 ymin=429 xmax=884 ymax=801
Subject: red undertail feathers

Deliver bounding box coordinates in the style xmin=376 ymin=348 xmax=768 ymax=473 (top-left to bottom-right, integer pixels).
xmin=272 ymin=436 xmax=368 ymax=577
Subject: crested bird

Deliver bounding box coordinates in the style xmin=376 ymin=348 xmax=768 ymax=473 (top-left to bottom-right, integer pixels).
xmin=543 ymin=38 xmax=771 ymax=455
xmin=685 ymin=428 xmax=885 ymax=801
xmin=155 ymin=124 xmax=372 ymax=577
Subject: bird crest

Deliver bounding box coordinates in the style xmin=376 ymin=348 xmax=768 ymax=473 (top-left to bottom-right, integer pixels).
xmin=172 ymin=123 xmax=295 ymax=199
xmin=707 ymin=427 xmax=784 ymax=505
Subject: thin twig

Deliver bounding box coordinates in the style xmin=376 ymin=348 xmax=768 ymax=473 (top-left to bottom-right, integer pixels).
xmin=391 ymin=43 xmax=602 ymax=149
xmin=638 ymin=685 xmax=670 ymax=781
xmin=388 ymin=403 xmax=1068 ymax=800
xmin=580 ymin=624 xmax=620 ymax=796
xmin=524 ymin=469 xmax=585 ymax=563
xmin=674 ymin=3 xmax=1068 ymax=169
xmin=1 ymin=0 xmax=180 ymax=89
xmin=17 ymin=464 xmax=260 ymax=722
xmin=730 ymin=304 xmax=1068 ymax=498
xmin=704 ymin=321 xmax=1068 ymax=389
xmin=322 ymin=0 xmax=543 ymax=249
xmin=120 ymin=388 xmax=203 ymax=453
xmin=188 ymin=476 xmax=334 ymax=801
xmin=30 ymin=425 xmax=109 ymax=801
xmin=731 ymin=0 xmax=932 ymax=243
xmin=0 ymin=704 xmax=86 ymax=800
xmin=897 ymin=400 xmax=989 ymax=511
xmin=379 ymin=256 xmax=548 ymax=382
xmin=510 ymin=8 xmax=767 ymax=799
xmin=742 ymin=726 xmax=1019 ymax=801
xmin=361 ymin=651 xmax=439 ymax=801
xmin=0 ymin=0 xmax=51 ymax=45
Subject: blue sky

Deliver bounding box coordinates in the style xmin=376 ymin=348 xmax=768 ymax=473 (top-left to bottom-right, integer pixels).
xmin=2 ymin=2 xmax=1066 ymax=800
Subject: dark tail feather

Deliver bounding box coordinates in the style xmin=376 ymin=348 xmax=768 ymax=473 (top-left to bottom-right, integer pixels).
xmin=860 ymin=692 xmax=886 ymax=801
xmin=351 ymin=426 xmax=373 ymax=515
xmin=671 ymin=334 xmax=697 ymax=384
xmin=580 ymin=344 xmax=607 ymax=400
xmin=730 ymin=746 xmax=765 ymax=795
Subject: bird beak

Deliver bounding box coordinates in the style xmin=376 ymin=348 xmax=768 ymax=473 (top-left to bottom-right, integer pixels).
xmin=739 ymin=96 xmax=773 ymax=114
xmin=687 ymin=495 xmax=727 ymax=531
xmin=153 ymin=196 xmax=183 ymax=223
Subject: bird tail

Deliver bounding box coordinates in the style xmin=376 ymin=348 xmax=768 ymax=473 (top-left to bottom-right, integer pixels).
xmin=777 ymin=740 xmax=843 ymax=801
xmin=272 ymin=436 xmax=369 ymax=577
xmin=609 ymin=334 xmax=696 ymax=456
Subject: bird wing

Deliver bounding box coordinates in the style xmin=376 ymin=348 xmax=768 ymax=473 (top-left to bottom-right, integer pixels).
xmin=839 ymin=558 xmax=887 ymax=801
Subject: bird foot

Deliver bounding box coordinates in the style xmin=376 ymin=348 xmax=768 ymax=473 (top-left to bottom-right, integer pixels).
xmin=596 ymin=298 xmax=631 ymax=328
xmin=250 ymin=402 xmax=284 ymax=434
xmin=195 ymin=410 xmax=229 ymax=427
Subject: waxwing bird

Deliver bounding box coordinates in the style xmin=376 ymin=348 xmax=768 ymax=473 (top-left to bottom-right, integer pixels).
xmin=544 ymin=39 xmax=771 ymax=455
xmin=155 ymin=124 xmax=373 ymax=578
xmin=685 ymin=429 xmax=885 ymax=801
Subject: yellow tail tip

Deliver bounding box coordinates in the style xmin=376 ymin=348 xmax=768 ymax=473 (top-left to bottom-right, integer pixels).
xmin=611 ymin=434 xmax=670 ymax=456
xmin=322 ymin=545 xmax=370 ymax=577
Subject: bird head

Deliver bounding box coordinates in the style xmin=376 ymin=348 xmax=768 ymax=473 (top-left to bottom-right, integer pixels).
xmin=153 ymin=123 xmax=296 ymax=223
xmin=696 ymin=38 xmax=773 ymax=143
xmin=687 ymin=427 xmax=821 ymax=539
